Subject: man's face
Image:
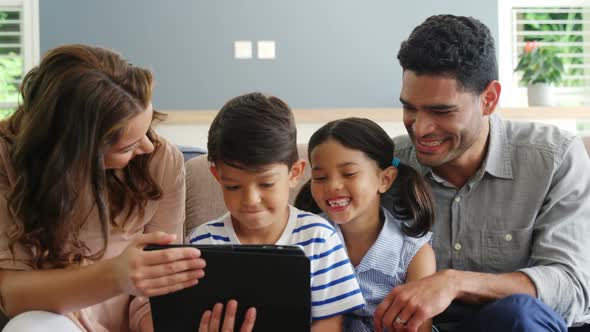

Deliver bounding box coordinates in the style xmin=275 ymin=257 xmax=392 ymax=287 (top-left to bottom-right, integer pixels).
xmin=400 ymin=70 xmax=486 ymax=168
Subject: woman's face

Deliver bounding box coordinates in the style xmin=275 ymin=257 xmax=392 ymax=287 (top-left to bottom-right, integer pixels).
xmin=104 ymin=103 xmax=155 ymax=169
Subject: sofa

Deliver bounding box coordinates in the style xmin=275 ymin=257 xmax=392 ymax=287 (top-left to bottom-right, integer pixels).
xmin=184 ymin=136 xmax=590 ymax=236
xmin=182 ymin=136 xmax=590 ymax=332
xmin=2 ymin=137 xmax=589 ymax=329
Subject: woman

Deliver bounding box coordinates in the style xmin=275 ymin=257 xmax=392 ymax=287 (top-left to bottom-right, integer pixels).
xmin=0 ymin=45 xmax=205 ymax=331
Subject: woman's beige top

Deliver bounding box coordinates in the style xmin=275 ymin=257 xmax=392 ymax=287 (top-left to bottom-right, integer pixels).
xmin=0 ymin=135 xmax=186 ymax=332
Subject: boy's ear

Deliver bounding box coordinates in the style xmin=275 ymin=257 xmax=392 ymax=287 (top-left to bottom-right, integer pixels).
xmin=209 ymin=164 xmax=221 ymax=183
xmin=288 ymin=159 xmax=307 ymax=188
xmin=378 ymin=166 xmax=398 ymax=193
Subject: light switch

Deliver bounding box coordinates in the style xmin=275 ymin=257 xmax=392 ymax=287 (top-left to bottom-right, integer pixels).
xmin=257 ymin=40 xmax=276 ymax=60
xmin=234 ymin=41 xmax=252 ymax=59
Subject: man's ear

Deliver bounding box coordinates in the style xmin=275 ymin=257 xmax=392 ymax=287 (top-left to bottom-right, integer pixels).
xmin=378 ymin=166 xmax=398 ymax=194
xmin=480 ymin=80 xmax=502 ymax=116
xmin=209 ymin=164 xmax=221 ymax=183
xmin=288 ymin=159 xmax=307 ymax=188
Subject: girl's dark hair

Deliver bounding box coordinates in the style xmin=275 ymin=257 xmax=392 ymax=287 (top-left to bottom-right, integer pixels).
xmin=207 ymin=92 xmax=298 ymax=170
xmin=295 ymin=117 xmax=433 ymax=237
xmin=294 ymin=180 xmax=321 ymax=214
xmin=0 ymin=44 xmax=163 ymax=268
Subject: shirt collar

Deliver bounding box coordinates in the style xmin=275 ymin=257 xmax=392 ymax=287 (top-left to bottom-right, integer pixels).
xmin=332 ymin=207 xmax=403 ymax=274
xmin=417 ymin=112 xmax=513 ymax=184
xmin=483 ymin=112 xmax=513 ymax=180
xmin=360 ymin=208 xmax=403 ymax=273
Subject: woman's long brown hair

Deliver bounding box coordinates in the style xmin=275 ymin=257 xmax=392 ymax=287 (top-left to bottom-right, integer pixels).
xmin=0 ymin=45 xmax=164 ymax=268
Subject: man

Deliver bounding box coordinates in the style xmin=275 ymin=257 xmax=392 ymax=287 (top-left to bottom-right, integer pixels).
xmin=376 ymin=15 xmax=590 ymax=332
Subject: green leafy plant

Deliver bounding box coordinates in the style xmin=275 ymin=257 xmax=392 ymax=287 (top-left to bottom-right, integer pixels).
xmin=0 ymin=10 xmax=22 ymax=120
xmin=520 ymin=11 xmax=584 ymax=88
xmin=0 ymin=55 xmax=22 ymax=101
xmin=514 ymin=41 xmax=565 ymax=86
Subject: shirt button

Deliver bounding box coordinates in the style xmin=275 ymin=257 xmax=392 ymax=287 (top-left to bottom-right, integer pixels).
xmin=454 ymin=243 xmax=462 ymax=251
xmin=505 ymin=234 xmax=513 ymax=241
xmin=454 ymin=196 xmax=461 ymax=203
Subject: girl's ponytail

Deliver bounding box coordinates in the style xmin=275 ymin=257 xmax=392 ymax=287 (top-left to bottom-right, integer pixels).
xmin=389 ymin=161 xmax=434 ymax=237
xmin=294 ymin=179 xmax=322 ymax=214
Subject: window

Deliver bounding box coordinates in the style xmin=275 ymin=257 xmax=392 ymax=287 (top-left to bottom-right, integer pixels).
xmin=0 ymin=0 xmax=38 ymax=119
xmin=498 ymin=0 xmax=589 ymax=107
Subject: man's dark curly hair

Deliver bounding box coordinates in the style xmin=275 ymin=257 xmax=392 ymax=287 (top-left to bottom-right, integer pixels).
xmin=397 ymin=15 xmax=497 ymax=94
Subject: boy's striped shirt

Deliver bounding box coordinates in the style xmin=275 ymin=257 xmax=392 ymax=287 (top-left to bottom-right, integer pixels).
xmin=187 ymin=205 xmax=366 ymax=320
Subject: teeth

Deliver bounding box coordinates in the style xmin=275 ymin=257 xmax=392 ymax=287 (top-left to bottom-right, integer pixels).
xmin=420 ymin=140 xmax=443 ymax=147
xmin=328 ymin=198 xmax=350 ymax=207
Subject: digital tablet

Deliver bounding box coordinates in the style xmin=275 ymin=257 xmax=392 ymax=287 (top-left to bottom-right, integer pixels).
xmin=146 ymin=244 xmax=311 ymax=332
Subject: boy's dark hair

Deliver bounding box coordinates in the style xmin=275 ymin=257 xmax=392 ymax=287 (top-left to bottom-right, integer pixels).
xmin=207 ymin=92 xmax=298 ymax=170
xmin=295 ymin=117 xmax=433 ymax=237
xmin=397 ymin=14 xmax=497 ymax=94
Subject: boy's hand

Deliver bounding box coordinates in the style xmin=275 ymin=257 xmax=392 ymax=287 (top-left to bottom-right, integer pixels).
xmin=199 ymin=300 xmax=256 ymax=332
xmin=113 ymin=232 xmax=206 ymax=297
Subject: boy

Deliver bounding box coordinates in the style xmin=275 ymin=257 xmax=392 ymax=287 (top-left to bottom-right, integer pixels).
xmin=187 ymin=92 xmax=365 ymax=331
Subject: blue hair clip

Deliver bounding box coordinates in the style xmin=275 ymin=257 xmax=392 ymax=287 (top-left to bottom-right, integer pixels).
xmin=392 ymin=157 xmax=401 ymax=168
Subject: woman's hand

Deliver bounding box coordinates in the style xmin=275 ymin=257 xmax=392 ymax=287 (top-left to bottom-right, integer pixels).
xmin=199 ymin=300 xmax=256 ymax=332
xmin=112 ymin=232 xmax=206 ymax=297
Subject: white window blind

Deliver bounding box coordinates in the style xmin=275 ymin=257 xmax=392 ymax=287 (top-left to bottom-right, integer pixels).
xmin=498 ymin=0 xmax=590 ymax=107
xmin=513 ymin=6 xmax=589 ymax=105
xmin=0 ymin=0 xmax=38 ymax=117
xmin=0 ymin=5 xmax=23 ymax=111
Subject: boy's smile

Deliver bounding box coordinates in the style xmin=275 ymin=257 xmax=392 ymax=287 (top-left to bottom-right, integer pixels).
xmin=211 ymin=161 xmax=305 ymax=243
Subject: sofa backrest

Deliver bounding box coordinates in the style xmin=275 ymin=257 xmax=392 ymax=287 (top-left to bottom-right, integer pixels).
xmin=184 ymin=135 xmax=590 ymax=236
xmin=185 ymin=144 xmax=310 ymax=234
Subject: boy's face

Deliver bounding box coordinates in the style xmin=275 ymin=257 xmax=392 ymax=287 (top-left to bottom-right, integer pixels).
xmin=211 ymin=161 xmax=305 ymax=235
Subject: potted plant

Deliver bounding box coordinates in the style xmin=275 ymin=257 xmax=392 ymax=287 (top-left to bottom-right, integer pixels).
xmin=514 ymin=41 xmax=565 ymax=107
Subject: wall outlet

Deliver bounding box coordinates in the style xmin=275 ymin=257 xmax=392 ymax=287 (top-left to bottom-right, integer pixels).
xmin=257 ymin=40 xmax=276 ymax=60
xmin=234 ymin=41 xmax=252 ymax=59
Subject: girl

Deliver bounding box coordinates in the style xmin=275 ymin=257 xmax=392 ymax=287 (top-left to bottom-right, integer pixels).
xmin=0 ymin=45 xmax=206 ymax=332
xmin=296 ymin=117 xmax=436 ymax=332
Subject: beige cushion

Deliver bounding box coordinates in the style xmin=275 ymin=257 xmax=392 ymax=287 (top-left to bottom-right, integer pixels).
xmin=185 ymin=144 xmax=311 ymax=235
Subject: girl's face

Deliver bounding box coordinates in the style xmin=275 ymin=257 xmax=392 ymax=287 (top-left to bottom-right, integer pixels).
xmin=104 ymin=103 xmax=155 ymax=169
xmin=310 ymin=139 xmax=395 ymax=225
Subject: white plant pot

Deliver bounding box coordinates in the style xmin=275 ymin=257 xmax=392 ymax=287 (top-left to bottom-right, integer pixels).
xmin=527 ymin=83 xmax=554 ymax=107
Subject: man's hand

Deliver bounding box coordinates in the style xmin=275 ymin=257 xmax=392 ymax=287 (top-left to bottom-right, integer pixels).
xmin=199 ymin=300 xmax=256 ymax=332
xmin=374 ymin=270 xmax=458 ymax=332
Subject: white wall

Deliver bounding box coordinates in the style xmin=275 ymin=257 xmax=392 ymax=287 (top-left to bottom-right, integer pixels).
xmin=156 ymin=119 xmax=578 ymax=149
xmin=155 ymin=121 xmax=408 ymax=148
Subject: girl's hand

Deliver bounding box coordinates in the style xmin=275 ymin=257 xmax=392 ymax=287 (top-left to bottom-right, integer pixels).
xmin=112 ymin=232 xmax=206 ymax=297
xmin=199 ymin=300 xmax=256 ymax=332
